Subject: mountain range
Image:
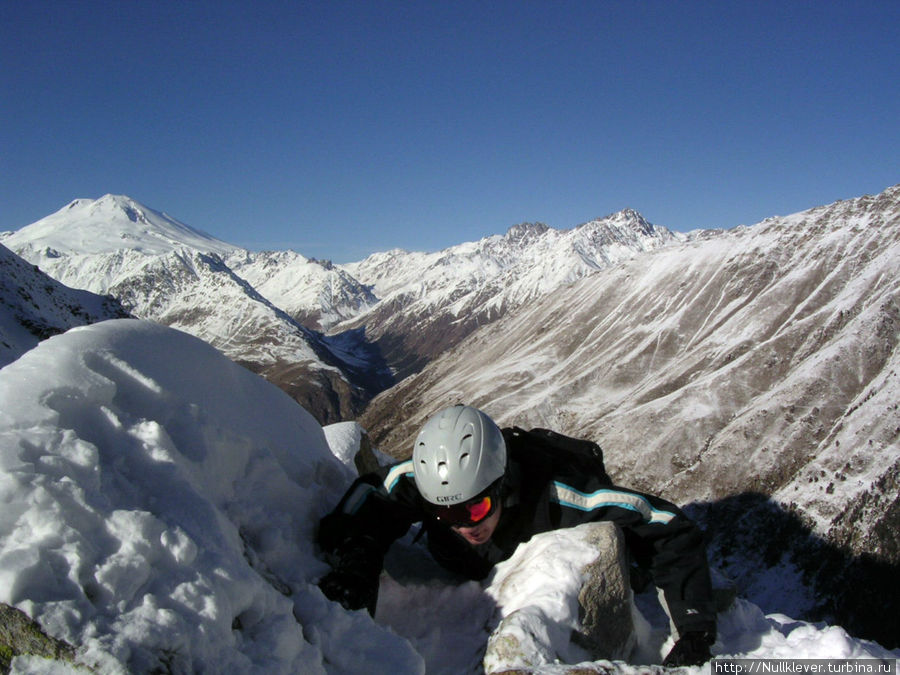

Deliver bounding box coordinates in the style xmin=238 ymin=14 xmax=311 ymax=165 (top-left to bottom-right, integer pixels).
xmin=2 ymin=184 xmax=899 ymax=647
xmin=2 ymin=194 xmax=676 ymax=421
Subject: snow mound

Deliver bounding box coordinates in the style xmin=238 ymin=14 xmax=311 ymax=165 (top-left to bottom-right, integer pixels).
xmin=0 ymin=319 xmax=420 ymax=673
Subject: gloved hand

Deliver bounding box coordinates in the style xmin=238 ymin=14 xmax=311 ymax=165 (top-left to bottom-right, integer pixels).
xmin=316 ymin=516 xmax=383 ymax=616
xmin=318 ymin=567 xmax=379 ymax=616
xmin=663 ymin=630 xmax=714 ymax=667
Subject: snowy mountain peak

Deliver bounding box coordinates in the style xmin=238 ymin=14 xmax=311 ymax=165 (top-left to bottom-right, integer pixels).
xmin=565 ymin=209 xmax=681 ymax=254
xmin=504 ymin=222 xmax=550 ymax=243
xmin=2 ymin=195 xmax=236 ymax=257
xmin=583 ymin=208 xmax=659 ymax=237
xmin=87 ymin=194 xmax=155 ymax=224
xmin=64 ymin=198 xmax=93 ymax=210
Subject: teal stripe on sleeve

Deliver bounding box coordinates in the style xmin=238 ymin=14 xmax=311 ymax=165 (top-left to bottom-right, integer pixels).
xmin=383 ymin=459 xmax=415 ymax=494
xmin=550 ymin=481 xmax=676 ymax=524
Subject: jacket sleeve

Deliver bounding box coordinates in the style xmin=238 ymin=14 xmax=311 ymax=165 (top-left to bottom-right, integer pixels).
xmin=547 ymin=475 xmax=717 ymax=636
xmin=317 ymin=460 xmax=425 ymax=574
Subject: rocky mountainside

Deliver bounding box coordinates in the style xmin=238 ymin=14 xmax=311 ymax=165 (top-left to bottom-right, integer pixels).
xmin=0 ymin=242 xmax=129 ymax=367
xmin=359 ymin=184 xmax=900 ymax=647
xmin=336 ymin=209 xmax=680 ymax=378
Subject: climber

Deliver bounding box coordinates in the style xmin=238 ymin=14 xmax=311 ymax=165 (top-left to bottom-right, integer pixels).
xmin=317 ymin=404 xmax=717 ymax=666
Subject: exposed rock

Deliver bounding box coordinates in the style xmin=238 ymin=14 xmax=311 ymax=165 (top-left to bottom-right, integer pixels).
xmin=353 ymin=428 xmax=382 ymax=475
xmin=484 ymin=523 xmax=635 ymax=674
xmin=573 ymin=524 xmax=635 ymax=660
xmin=0 ymin=603 xmax=79 ymax=673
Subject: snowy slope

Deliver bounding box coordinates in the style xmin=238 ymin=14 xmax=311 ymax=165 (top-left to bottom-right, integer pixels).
xmin=0 ymin=243 xmax=128 ymax=367
xmin=360 ymin=185 xmax=900 ymax=647
xmin=336 ymin=210 xmax=679 ymax=377
xmin=0 ymin=319 xmax=896 ymax=673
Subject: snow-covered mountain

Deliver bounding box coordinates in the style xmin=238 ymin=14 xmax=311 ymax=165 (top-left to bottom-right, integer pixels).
xmin=2 ymin=193 xmax=236 ymax=257
xmin=336 ymin=210 xmax=680 ymax=378
xmin=1 ymin=320 xmax=895 ymax=673
xmin=1 ymin=195 xmax=384 ymax=423
xmin=0 ymin=242 xmax=128 ymax=367
xmin=224 ymin=249 xmax=378 ymax=331
xmin=359 ymin=184 xmax=900 ymax=648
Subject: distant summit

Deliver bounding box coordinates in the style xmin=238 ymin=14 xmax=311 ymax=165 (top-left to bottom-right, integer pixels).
xmin=1 ymin=194 xmax=236 ymax=257
xmin=577 ymin=208 xmax=667 ymax=239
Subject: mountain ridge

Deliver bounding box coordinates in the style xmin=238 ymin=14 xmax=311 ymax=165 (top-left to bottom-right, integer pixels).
xmin=335 ymin=207 xmax=680 ymax=378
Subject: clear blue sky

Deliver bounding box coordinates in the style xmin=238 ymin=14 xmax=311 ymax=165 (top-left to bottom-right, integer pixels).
xmin=2 ymin=1 xmax=898 ymax=262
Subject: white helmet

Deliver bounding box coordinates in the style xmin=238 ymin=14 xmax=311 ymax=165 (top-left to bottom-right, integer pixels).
xmin=412 ymin=405 xmax=507 ymax=506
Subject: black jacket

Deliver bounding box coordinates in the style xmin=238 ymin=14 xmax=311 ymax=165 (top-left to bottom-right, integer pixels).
xmin=318 ymin=428 xmax=716 ymax=635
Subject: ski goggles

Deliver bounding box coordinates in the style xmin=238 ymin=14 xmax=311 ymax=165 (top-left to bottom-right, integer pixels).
xmin=426 ymin=490 xmax=498 ymax=527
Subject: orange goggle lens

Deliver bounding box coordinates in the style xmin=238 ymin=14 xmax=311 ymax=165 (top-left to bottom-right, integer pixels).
xmin=465 ymin=496 xmax=493 ymax=523
xmin=431 ymin=495 xmax=495 ymax=526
